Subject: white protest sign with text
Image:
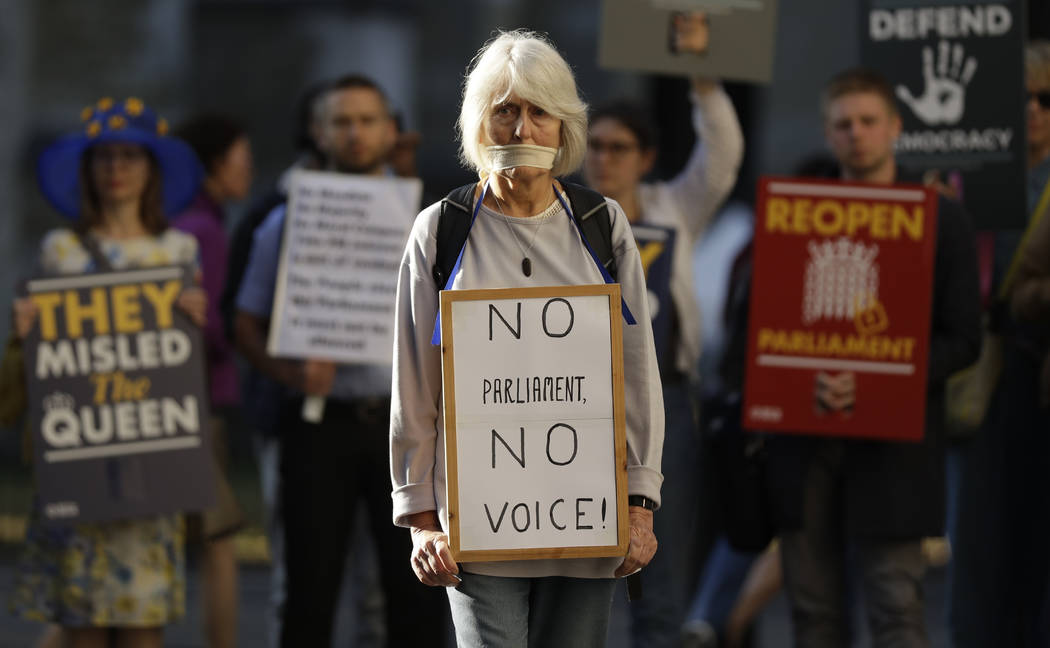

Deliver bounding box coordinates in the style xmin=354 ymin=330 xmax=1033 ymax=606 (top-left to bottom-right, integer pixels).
xmin=441 ymin=285 xmax=628 ymax=562
xmin=268 ymin=170 xmax=421 ymax=364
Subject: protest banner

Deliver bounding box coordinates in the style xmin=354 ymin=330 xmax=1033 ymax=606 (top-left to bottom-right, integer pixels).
xmin=860 ymin=1 xmax=1026 ymax=229
xmin=599 ymin=0 xmax=779 ymax=83
xmin=742 ymin=177 xmax=938 ymax=441
xmin=23 ymin=265 xmax=215 ymax=523
xmin=440 ymin=285 xmax=629 ymax=562
xmin=267 ymin=170 xmax=421 ymax=365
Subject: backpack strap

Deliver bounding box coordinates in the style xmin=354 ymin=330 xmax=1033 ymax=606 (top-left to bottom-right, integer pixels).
xmin=433 ymin=181 xmax=619 ymax=289
xmin=560 ymin=181 xmax=617 ymax=281
xmin=430 ymin=180 xmax=635 ymax=344
xmin=553 ymin=183 xmax=636 ymax=325
xmin=432 ymin=183 xmax=479 ymax=290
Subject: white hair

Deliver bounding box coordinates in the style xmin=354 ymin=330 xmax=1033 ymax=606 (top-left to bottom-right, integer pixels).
xmin=457 ymin=30 xmax=588 ymax=178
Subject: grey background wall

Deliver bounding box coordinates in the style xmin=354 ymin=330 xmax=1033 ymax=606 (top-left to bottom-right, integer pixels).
xmin=2 ymin=0 xmax=1042 ymax=459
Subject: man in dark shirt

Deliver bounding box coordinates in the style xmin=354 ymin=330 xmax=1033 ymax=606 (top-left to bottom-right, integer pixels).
xmin=765 ymin=68 xmax=981 ymax=647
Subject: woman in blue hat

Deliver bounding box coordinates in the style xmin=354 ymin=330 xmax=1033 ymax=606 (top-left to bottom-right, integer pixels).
xmin=9 ymin=97 xmax=206 ymax=648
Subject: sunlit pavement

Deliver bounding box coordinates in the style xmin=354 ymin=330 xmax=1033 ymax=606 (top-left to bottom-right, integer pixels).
xmin=0 ymin=555 xmax=948 ymax=647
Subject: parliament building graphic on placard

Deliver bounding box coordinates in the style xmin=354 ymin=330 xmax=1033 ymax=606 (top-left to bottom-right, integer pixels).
xmin=802 ymin=237 xmax=880 ymax=326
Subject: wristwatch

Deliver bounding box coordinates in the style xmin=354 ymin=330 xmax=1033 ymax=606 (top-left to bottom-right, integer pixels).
xmin=628 ymin=495 xmax=657 ymax=511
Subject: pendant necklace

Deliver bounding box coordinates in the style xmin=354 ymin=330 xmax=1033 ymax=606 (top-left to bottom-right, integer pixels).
xmin=493 ymin=193 xmax=546 ymax=277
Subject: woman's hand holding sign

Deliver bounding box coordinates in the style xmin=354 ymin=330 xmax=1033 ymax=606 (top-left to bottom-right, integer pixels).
xmin=405 ymin=510 xmax=460 ymax=587
xmin=614 ymin=505 xmax=658 ymax=577
xmin=176 ymin=287 xmax=207 ymax=328
xmin=12 ymin=298 xmax=39 ymax=339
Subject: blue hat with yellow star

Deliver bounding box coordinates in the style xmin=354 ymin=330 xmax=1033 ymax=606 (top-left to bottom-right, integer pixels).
xmin=37 ymin=97 xmax=203 ymax=219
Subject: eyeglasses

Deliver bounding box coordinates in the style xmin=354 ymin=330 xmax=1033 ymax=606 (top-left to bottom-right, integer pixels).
xmin=90 ymin=147 xmax=148 ymax=165
xmin=588 ymin=139 xmax=641 ymax=157
xmin=1029 ymin=91 xmax=1050 ymax=110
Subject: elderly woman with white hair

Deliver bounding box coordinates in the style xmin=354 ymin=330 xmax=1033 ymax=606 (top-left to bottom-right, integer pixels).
xmin=390 ymin=30 xmax=664 ymax=646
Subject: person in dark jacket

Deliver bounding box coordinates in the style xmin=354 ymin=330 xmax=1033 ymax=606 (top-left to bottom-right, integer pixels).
xmin=763 ymin=68 xmax=981 ymax=647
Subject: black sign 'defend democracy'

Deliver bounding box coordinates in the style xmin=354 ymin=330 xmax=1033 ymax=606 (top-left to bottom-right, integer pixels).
xmin=860 ymin=1 xmax=1027 ymax=229
xmin=23 ymin=266 xmax=215 ymax=523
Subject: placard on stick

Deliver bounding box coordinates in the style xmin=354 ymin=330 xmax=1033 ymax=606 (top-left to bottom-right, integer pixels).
xmin=440 ymin=285 xmax=629 ymax=562
xmin=23 ymin=266 xmax=215 ymax=523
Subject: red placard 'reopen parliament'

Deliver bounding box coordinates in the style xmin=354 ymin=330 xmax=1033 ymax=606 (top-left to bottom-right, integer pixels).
xmin=742 ymin=177 xmax=938 ymax=441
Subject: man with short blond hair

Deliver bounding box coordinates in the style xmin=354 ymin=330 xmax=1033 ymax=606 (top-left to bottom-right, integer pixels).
xmin=764 ymin=67 xmax=981 ymax=647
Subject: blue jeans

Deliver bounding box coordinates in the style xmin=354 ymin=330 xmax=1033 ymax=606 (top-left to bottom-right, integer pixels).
xmin=608 ymin=379 xmax=702 ymax=647
xmin=446 ymin=573 xmax=616 ymax=648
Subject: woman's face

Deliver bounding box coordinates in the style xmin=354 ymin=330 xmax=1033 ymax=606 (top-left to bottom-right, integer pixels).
xmin=89 ymin=142 xmax=151 ymax=205
xmin=212 ymin=136 xmax=253 ymax=201
xmin=484 ymin=91 xmax=561 ymax=179
xmin=583 ymin=118 xmax=654 ymax=200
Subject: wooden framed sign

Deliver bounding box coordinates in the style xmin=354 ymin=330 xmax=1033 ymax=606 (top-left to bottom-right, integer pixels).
xmin=440 ymin=285 xmax=629 ymax=562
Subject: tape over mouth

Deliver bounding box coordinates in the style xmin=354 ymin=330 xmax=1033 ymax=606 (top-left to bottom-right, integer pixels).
xmin=486 ymin=144 xmax=558 ymax=171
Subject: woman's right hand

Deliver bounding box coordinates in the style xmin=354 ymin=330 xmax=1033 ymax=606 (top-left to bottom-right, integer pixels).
xmin=12 ymin=298 xmax=38 ymax=340
xmin=406 ymin=511 xmax=460 ymax=587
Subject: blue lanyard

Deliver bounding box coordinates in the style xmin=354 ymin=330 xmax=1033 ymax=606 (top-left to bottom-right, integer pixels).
xmin=430 ymin=182 xmax=636 ymax=346
xmin=553 ymin=186 xmax=636 ymax=327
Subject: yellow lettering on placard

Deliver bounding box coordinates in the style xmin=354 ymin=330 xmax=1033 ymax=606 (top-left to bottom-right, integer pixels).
xmin=790 ymin=198 xmax=813 ymax=233
xmin=90 ymin=373 xmax=108 ymax=404
xmin=766 ymin=197 xmax=791 ymax=232
xmin=90 ymin=371 xmax=153 ymax=403
xmin=111 ymin=285 xmax=143 ymax=333
xmin=65 ymin=288 xmax=109 ymax=338
xmin=141 ymin=281 xmax=181 ymax=328
xmin=764 ymin=197 xmax=925 ymax=241
xmin=30 ymin=293 xmax=63 ymax=341
xmin=898 ymin=206 xmax=923 ymax=240
xmin=846 ymin=202 xmax=871 ymax=236
xmin=756 ymin=327 xmax=918 ymax=361
xmin=811 ymin=200 xmax=844 ymax=236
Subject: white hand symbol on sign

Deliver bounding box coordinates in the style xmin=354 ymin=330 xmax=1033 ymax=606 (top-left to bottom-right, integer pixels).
xmin=896 ymin=40 xmax=977 ymax=126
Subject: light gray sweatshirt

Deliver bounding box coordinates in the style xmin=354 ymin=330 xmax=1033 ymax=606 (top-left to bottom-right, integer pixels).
xmin=638 ymin=85 xmax=744 ymax=377
xmin=390 ymin=191 xmax=664 ymax=578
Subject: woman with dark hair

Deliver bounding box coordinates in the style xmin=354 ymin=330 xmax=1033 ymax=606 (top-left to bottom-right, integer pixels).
xmin=9 ymin=97 xmax=206 ymax=648
xmin=583 ymin=12 xmax=744 ymax=646
xmin=172 ymin=113 xmax=253 ymax=648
